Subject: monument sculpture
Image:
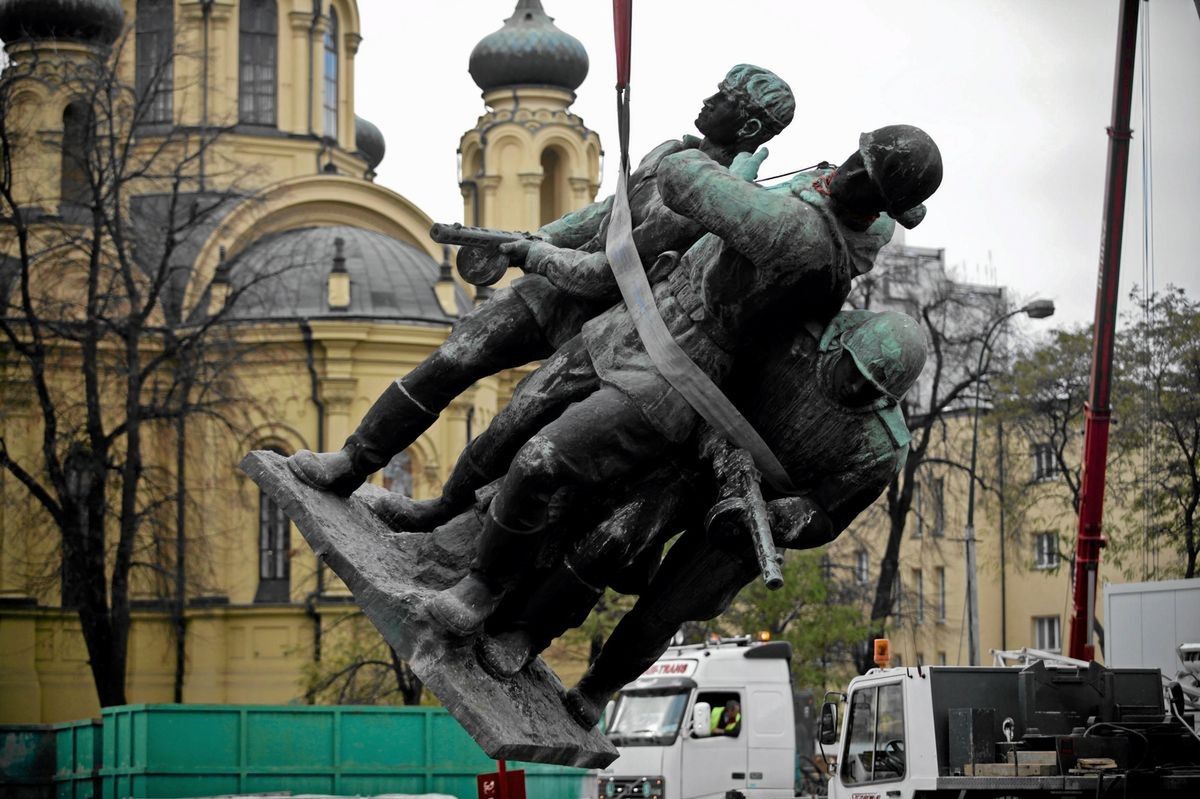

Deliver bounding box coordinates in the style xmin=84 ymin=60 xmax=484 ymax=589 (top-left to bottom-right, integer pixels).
xmin=242 ymin=61 xmax=943 ymax=767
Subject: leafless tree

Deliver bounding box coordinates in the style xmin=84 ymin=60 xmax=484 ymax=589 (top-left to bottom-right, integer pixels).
xmin=0 ymin=33 xmax=286 ymax=705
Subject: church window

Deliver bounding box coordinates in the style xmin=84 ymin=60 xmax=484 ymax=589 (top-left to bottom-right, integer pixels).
xmin=323 ymin=7 xmax=339 ymax=138
xmin=61 ymin=102 xmax=92 ymax=210
xmin=255 ymin=447 xmax=291 ymax=602
xmin=539 ymin=147 xmax=563 ymax=226
xmin=239 ymin=0 xmax=278 ymax=126
xmin=136 ymin=0 xmax=174 ymax=123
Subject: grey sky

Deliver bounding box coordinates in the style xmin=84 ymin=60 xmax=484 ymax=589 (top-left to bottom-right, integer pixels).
xmin=356 ymin=0 xmax=1200 ymax=329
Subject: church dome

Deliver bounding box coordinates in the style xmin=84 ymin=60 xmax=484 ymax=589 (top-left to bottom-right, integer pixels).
xmin=355 ymin=116 xmax=386 ymax=171
xmin=469 ymin=0 xmax=588 ymax=93
xmin=0 ymin=0 xmax=125 ymax=47
xmin=225 ymin=226 xmax=468 ymax=323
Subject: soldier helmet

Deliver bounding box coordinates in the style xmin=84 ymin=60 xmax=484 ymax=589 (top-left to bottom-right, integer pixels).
xmin=840 ymin=311 xmax=927 ymax=403
xmin=858 ymin=125 xmax=943 ymax=218
xmin=721 ymin=64 xmax=795 ymax=136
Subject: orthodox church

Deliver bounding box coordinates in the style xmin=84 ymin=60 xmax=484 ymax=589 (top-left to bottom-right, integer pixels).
xmin=0 ymin=0 xmax=601 ymax=722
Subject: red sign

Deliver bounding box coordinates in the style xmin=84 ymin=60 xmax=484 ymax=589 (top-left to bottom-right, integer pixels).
xmin=477 ymin=769 xmax=526 ymax=799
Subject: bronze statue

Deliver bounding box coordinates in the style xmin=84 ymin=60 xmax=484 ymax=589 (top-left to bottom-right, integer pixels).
xmin=421 ymin=126 xmax=941 ymax=640
xmin=243 ymin=109 xmax=944 ymax=765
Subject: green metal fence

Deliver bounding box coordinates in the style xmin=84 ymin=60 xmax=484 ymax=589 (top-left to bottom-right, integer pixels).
xmin=99 ymin=704 xmax=588 ymax=799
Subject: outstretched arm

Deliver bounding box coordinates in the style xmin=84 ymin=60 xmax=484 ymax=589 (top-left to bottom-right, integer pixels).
xmin=658 ymin=149 xmax=830 ymax=274
xmin=537 ymin=195 xmax=614 ymax=249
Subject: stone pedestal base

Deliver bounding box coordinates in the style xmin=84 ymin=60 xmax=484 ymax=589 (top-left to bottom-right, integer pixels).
xmin=240 ymin=450 xmax=618 ymax=768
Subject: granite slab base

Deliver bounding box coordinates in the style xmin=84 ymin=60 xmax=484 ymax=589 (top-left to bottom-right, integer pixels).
xmin=240 ymin=450 xmax=618 ymax=769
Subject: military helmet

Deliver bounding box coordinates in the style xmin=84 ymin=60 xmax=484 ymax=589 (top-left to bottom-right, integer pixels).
xmin=858 ymin=125 xmax=943 ymax=218
xmin=841 ymin=311 xmax=927 ymax=402
xmin=721 ymin=64 xmax=795 ymax=136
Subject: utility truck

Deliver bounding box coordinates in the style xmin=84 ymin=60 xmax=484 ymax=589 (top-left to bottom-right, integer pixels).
xmin=594 ymin=637 xmax=1200 ymax=799
xmin=817 ymin=642 xmax=1200 ymax=798
xmin=595 ymin=638 xmax=804 ymax=799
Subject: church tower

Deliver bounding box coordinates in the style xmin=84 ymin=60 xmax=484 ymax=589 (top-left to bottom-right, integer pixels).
xmin=458 ymin=0 xmax=602 ymax=238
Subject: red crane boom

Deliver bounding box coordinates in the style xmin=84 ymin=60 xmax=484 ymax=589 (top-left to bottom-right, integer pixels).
xmin=1068 ymin=0 xmax=1141 ymax=662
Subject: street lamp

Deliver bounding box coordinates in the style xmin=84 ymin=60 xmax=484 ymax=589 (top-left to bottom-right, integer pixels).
xmin=964 ymin=299 xmax=1055 ymax=665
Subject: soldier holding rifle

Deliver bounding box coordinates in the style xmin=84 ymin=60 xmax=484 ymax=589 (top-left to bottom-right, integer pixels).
xmin=286 ymin=65 xmax=795 ymax=508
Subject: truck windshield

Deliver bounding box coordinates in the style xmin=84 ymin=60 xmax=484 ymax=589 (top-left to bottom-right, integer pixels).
xmin=607 ymin=690 xmax=690 ymax=746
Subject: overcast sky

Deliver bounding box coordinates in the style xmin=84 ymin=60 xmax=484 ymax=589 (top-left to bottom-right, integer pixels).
xmin=356 ymin=0 xmax=1200 ymax=330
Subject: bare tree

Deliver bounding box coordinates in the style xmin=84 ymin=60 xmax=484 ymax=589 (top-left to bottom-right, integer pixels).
xmin=845 ymin=248 xmax=1007 ymax=671
xmin=0 ymin=33 xmax=280 ymax=705
xmin=1113 ymin=286 xmax=1200 ymax=579
xmin=304 ymin=611 xmax=425 ymax=706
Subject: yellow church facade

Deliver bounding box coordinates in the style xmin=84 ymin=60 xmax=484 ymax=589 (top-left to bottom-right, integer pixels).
xmin=0 ymin=0 xmax=601 ymax=723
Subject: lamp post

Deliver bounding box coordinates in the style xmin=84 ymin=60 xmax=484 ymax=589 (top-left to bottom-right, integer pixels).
xmin=964 ymin=299 xmax=1055 ymax=665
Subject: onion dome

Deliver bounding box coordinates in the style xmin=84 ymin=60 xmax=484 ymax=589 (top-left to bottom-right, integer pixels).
xmin=0 ymin=0 xmax=125 ymax=47
xmin=469 ymin=0 xmax=588 ymax=93
xmin=354 ymin=115 xmax=386 ymax=171
xmin=225 ymin=226 xmax=469 ymax=323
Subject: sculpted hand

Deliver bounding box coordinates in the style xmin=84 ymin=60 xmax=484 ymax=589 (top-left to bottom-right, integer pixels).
xmin=498 ymin=238 xmax=535 ymax=267
xmin=729 ymin=147 xmax=769 ymax=182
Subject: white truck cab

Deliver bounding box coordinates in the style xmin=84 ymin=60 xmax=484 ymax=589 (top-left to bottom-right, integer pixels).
xmin=818 ymin=660 xmax=1199 ymax=798
xmin=595 ymin=639 xmax=798 ymax=799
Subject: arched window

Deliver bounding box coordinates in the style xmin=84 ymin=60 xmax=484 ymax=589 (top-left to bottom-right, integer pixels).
xmin=323 ymin=7 xmax=339 ymax=139
xmin=255 ymin=447 xmax=291 ymax=602
xmin=135 ymin=0 xmax=174 ymax=123
xmin=61 ymin=102 xmax=92 ymax=211
xmin=239 ymin=0 xmax=278 ymax=126
xmin=539 ymin=148 xmax=562 ymax=226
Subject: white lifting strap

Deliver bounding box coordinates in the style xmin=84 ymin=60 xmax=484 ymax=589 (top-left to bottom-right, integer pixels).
xmin=602 ymin=165 xmax=797 ymax=495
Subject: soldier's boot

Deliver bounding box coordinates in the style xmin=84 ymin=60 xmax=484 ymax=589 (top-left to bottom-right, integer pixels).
xmin=426 ymin=515 xmax=535 ymax=638
xmin=287 ymin=382 xmax=437 ymax=497
xmin=564 ymin=678 xmax=608 ymax=729
xmin=367 ymin=455 xmax=486 ymax=532
xmin=476 ymin=564 xmax=603 ymax=679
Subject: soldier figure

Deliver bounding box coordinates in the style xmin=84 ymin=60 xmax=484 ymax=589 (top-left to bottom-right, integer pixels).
xmin=286 ymin=66 xmax=796 ymax=508
xmin=423 ymin=126 xmax=943 ymax=640
xmin=552 ymin=309 xmax=928 ymax=726
xmin=473 ymin=309 xmax=925 ymax=689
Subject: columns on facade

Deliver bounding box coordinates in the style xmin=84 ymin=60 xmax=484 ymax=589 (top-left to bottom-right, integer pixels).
xmin=518 ymin=172 xmax=543 ymax=228
xmin=341 ymin=32 xmax=362 ymax=149
xmin=568 ymin=176 xmax=595 ymax=209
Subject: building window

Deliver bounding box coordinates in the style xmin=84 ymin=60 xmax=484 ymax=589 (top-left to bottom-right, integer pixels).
xmin=935 ymin=567 xmax=946 ymax=623
xmin=913 ymin=568 xmax=924 ymax=625
xmin=135 ymin=0 xmax=174 ymax=123
xmin=937 ymin=651 xmax=947 ymax=666
xmin=1034 ymin=615 xmax=1061 ymax=653
xmin=1034 ymin=532 xmax=1061 ymax=570
xmin=539 ymin=147 xmax=563 ymax=226
xmin=931 ymin=476 xmax=945 ymax=537
xmin=255 ymin=448 xmax=290 ymax=602
xmin=322 ymin=7 xmax=339 ymax=138
xmin=60 ymin=102 xmax=92 ymax=210
xmin=1032 ymin=442 xmax=1058 ymax=482
xmin=856 ymin=549 xmax=870 ymax=584
xmin=239 ymin=0 xmax=278 ymax=126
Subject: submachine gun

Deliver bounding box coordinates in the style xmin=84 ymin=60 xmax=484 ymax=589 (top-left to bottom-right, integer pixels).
xmin=429 ymin=223 xmax=543 ymax=287
xmin=701 ymin=433 xmax=786 ymax=591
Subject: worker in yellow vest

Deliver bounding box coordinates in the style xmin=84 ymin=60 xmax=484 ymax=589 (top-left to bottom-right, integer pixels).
xmin=711 ymin=700 xmax=742 ymax=736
